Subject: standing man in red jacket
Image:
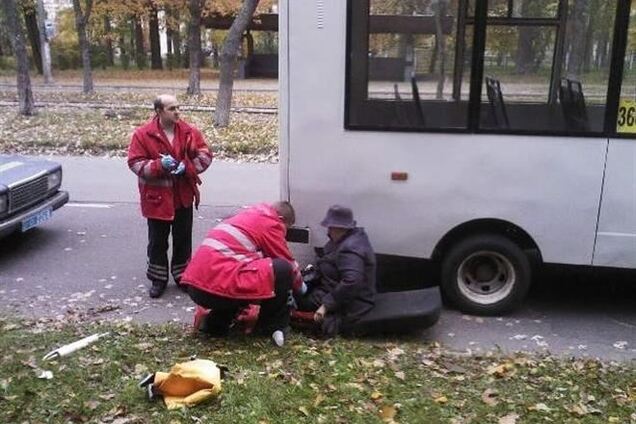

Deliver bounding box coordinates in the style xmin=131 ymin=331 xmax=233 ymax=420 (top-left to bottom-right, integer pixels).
xmin=128 ymin=94 xmax=212 ymax=298
xmin=181 ymin=202 xmax=303 ymax=347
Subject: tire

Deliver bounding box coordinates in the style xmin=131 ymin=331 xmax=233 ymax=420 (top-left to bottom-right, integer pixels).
xmin=441 ymin=234 xmax=531 ymax=315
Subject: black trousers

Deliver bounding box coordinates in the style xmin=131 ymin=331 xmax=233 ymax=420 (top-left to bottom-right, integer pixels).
xmin=187 ymin=258 xmax=293 ymax=335
xmin=146 ymin=207 xmax=193 ymax=285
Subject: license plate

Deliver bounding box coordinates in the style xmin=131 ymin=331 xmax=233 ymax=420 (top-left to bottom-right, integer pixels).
xmin=22 ymin=208 xmax=52 ymax=232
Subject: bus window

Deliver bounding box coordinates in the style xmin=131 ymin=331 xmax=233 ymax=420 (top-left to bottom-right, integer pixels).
xmin=617 ymin=4 xmax=636 ymax=134
xmin=479 ymin=0 xmax=616 ymax=134
xmin=468 ymin=0 xmax=560 ymax=18
xmin=347 ymin=0 xmax=473 ymax=130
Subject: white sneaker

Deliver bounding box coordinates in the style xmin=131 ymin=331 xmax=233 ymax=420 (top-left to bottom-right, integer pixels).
xmin=272 ymin=330 xmax=284 ymax=347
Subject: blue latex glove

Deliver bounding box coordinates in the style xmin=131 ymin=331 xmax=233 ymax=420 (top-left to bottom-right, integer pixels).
xmin=171 ymin=161 xmax=186 ymax=175
xmin=160 ymin=154 xmax=177 ymax=171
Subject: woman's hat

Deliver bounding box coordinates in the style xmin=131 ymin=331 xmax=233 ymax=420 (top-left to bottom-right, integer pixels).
xmin=320 ymin=205 xmax=356 ymax=229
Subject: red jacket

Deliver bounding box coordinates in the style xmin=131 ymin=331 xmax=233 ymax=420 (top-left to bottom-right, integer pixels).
xmin=127 ymin=117 xmax=212 ymax=221
xmin=181 ymin=204 xmax=302 ymax=300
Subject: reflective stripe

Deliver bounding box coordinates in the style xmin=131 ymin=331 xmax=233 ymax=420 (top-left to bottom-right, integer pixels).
xmin=201 ymin=238 xmax=251 ymax=262
xmin=147 ymin=269 xmax=168 ymax=279
xmin=148 ymin=263 xmax=168 ymax=271
xmin=171 ymin=264 xmax=187 ymax=274
xmin=131 ymin=161 xmax=144 ymax=174
xmin=214 ymin=223 xmax=258 ymax=253
xmin=142 ymin=161 xmax=153 ymax=177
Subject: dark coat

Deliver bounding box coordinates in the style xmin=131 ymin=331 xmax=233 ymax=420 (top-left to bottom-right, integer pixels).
xmin=308 ymin=228 xmax=376 ymax=335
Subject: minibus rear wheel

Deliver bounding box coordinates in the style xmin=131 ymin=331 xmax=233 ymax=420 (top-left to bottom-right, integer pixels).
xmin=441 ymin=234 xmax=531 ymax=315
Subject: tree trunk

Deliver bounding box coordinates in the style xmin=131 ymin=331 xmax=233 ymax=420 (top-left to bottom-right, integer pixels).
xmin=173 ymin=10 xmax=182 ymax=67
xmin=36 ymin=0 xmax=53 ymax=83
xmin=187 ymin=0 xmax=203 ymax=95
xmin=119 ymin=34 xmax=129 ymax=69
xmin=215 ymin=0 xmax=260 ymax=126
xmin=72 ymin=0 xmax=94 ymax=94
xmin=23 ymin=7 xmax=43 ymax=75
xmin=166 ymin=28 xmax=173 ymax=70
xmin=434 ymin=1 xmax=447 ymax=100
xmin=566 ymin=0 xmax=590 ymax=76
xmin=514 ymin=0 xmax=535 ymax=75
xmin=104 ymin=15 xmax=114 ymax=67
xmin=134 ymin=17 xmax=146 ymax=69
xmin=2 ymin=0 xmax=35 ymax=115
xmin=149 ymin=5 xmax=162 ymax=69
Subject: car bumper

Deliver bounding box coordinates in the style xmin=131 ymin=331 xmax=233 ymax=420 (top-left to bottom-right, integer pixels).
xmin=0 ymin=190 xmax=69 ymax=238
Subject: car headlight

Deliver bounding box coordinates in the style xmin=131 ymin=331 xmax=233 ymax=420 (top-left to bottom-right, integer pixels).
xmin=0 ymin=193 xmax=7 ymax=214
xmin=47 ymin=170 xmax=61 ymax=190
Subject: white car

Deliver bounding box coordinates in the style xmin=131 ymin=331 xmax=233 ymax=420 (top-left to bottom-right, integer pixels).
xmin=0 ymin=155 xmax=69 ymax=238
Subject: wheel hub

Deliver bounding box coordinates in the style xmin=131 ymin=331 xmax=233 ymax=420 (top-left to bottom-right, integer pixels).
xmin=457 ymin=251 xmax=516 ymax=304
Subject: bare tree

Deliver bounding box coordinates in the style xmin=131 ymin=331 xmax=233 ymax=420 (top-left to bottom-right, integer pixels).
xmin=23 ymin=6 xmax=43 ymax=75
xmin=214 ymin=0 xmax=260 ymax=127
xmin=149 ymin=4 xmax=162 ymax=70
xmin=567 ymin=0 xmax=591 ymax=75
xmin=72 ymin=0 xmax=94 ymax=94
xmin=2 ymin=0 xmax=35 ymax=115
xmin=186 ymin=0 xmax=204 ymax=95
xmin=36 ymin=0 xmax=53 ymax=84
xmin=134 ymin=16 xmax=146 ymax=69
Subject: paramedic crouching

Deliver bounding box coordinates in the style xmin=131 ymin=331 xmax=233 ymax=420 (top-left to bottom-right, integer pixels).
xmin=180 ymin=202 xmax=303 ymax=347
xmin=296 ymin=205 xmax=376 ymax=337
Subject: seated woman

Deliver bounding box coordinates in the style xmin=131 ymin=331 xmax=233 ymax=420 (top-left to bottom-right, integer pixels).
xmin=296 ymin=205 xmax=376 ymax=337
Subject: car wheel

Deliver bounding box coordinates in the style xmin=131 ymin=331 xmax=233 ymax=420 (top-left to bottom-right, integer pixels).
xmin=441 ymin=234 xmax=531 ymax=315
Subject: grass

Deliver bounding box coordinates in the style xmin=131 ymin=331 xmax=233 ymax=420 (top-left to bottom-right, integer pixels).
xmin=1 ymin=317 xmax=634 ymax=423
xmin=0 ymin=106 xmax=278 ymax=162
xmin=0 ymin=90 xmax=278 ymax=109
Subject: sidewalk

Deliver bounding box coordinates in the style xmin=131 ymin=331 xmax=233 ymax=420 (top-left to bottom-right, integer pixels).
xmin=48 ymin=155 xmax=279 ymax=206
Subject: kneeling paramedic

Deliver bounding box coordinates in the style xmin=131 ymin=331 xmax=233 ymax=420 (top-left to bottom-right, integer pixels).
xmin=180 ymin=202 xmax=303 ymax=346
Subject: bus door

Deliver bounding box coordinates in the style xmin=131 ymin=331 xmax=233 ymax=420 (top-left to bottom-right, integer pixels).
xmin=595 ymin=1 xmax=636 ymax=268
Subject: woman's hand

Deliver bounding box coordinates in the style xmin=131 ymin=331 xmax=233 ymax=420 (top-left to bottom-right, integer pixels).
xmin=314 ymin=305 xmax=326 ymax=323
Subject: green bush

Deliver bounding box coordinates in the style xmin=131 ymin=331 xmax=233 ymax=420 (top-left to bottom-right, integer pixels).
xmin=51 ymin=39 xmax=81 ymax=70
xmin=0 ymin=55 xmax=16 ymax=70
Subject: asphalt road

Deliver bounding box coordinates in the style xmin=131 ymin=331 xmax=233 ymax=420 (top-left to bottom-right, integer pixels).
xmin=0 ymin=157 xmax=634 ymax=362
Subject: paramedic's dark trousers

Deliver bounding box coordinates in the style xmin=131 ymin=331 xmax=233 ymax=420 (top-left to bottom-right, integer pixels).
xmin=187 ymin=258 xmax=293 ymax=336
xmin=146 ymin=207 xmax=193 ymax=286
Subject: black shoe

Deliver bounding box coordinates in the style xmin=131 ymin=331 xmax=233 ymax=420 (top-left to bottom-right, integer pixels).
xmin=149 ymin=281 xmax=167 ymax=298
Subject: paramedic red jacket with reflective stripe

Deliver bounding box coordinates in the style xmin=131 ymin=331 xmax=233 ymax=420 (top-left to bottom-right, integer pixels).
xmin=181 ymin=204 xmax=302 ymax=300
xmin=127 ymin=117 xmax=212 ymax=221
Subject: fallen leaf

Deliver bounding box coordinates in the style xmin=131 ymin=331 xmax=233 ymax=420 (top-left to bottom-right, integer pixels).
xmin=84 ymin=400 xmax=100 ymax=410
xmin=528 ymin=403 xmax=551 ymax=412
xmin=481 ymin=388 xmax=499 ymax=406
xmin=371 ymin=391 xmax=383 ymax=400
xmin=498 ymin=413 xmax=519 ymax=424
xmin=566 ymin=403 xmax=589 ymax=416
xmin=379 ymin=404 xmax=397 ymax=422
xmin=395 ymin=371 xmax=405 ymax=380
xmin=434 ymin=395 xmax=448 ymax=404
xmin=487 ymin=362 xmax=516 ymax=378
xmin=298 ymin=406 xmax=310 ymax=417
xmin=313 ymin=394 xmax=324 ymax=408
xmin=134 ymin=364 xmax=148 ymax=375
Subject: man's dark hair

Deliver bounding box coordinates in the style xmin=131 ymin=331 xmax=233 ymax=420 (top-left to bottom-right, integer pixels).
xmin=153 ymin=97 xmax=164 ymax=113
xmin=272 ymin=201 xmax=295 ymax=226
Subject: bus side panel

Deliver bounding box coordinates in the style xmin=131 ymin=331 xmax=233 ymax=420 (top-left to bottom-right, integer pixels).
xmin=594 ymin=139 xmax=636 ymax=268
xmin=285 ymin=1 xmax=607 ymax=266
xmin=279 ymin=0 xmax=290 ymax=201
